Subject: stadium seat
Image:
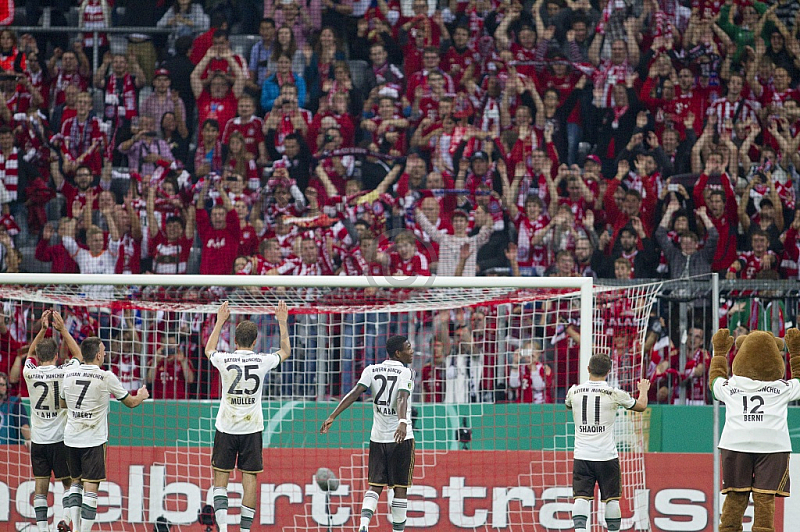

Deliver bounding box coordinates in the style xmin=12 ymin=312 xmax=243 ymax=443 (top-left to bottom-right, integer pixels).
xmin=347 ymin=60 xmax=369 ymax=93
xmin=67 ymin=6 xmax=80 ymax=28
xmin=230 ymin=35 xmax=260 ymax=61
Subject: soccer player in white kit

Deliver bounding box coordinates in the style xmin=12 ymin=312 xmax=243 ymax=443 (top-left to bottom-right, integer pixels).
xmin=565 ymin=353 xmax=650 ymax=532
xmin=23 ymin=310 xmax=83 ymax=532
xmin=205 ymin=300 xmax=290 ymax=532
xmin=320 ymin=335 xmax=415 ymax=532
xmin=61 ymin=337 xmax=149 ymax=532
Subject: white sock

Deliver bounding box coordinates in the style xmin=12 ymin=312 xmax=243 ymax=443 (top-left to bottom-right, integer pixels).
xmin=69 ymin=483 xmax=83 ymax=531
xmin=605 ymin=499 xmax=621 ymax=531
xmin=62 ymin=490 xmax=71 ymax=526
xmin=79 ymin=491 xmax=97 ymax=532
xmin=34 ymin=494 xmax=48 ymax=531
xmin=359 ymin=490 xmax=379 ymax=530
xmin=390 ymin=497 xmax=408 ymax=531
xmin=573 ymin=498 xmax=591 ymax=531
xmin=213 ymin=487 xmax=228 ymax=532
xmin=240 ymin=505 xmax=255 ymax=532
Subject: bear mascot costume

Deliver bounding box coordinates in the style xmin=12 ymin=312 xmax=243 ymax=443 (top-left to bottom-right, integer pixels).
xmin=709 ymin=328 xmax=800 ymax=532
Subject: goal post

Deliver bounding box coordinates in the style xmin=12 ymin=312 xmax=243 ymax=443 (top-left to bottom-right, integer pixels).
xmin=0 ymin=273 xmax=658 ymax=532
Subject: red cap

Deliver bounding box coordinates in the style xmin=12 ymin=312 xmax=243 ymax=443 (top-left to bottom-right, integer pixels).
xmin=154 ymin=68 xmax=170 ymax=78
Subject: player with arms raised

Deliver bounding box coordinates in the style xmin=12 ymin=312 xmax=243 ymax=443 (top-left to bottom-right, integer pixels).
xmin=60 ymin=337 xmax=149 ymax=532
xmin=205 ymin=300 xmax=290 ymax=532
xmin=320 ymin=335 xmax=415 ymax=532
xmin=24 ymin=310 xmax=83 ymax=532
xmin=565 ymin=354 xmax=650 ymax=532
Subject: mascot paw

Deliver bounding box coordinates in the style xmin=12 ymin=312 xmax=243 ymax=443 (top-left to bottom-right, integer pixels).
xmin=713 ymin=328 xmax=735 ymax=357
xmin=785 ymin=328 xmax=800 ymax=356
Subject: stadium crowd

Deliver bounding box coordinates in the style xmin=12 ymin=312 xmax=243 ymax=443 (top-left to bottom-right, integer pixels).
xmin=0 ymin=0 xmax=799 ymax=429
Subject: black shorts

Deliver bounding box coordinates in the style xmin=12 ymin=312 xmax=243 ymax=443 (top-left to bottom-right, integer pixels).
xmin=368 ymin=439 xmax=415 ymax=489
xmin=573 ymin=458 xmax=621 ymax=502
xmin=66 ymin=444 xmax=106 ymax=483
xmin=31 ymin=441 xmax=71 ymax=481
xmin=721 ymin=449 xmax=791 ymax=497
xmin=211 ymin=431 xmax=263 ymax=473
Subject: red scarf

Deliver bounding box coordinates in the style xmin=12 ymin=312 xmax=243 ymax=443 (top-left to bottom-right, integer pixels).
xmin=105 ymin=73 xmax=137 ymax=120
xmin=276 ymin=71 xmax=295 ymax=87
xmin=612 ymin=104 xmax=628 ymax=129
xmin=204 ymin=140 xmax=224 ymax=174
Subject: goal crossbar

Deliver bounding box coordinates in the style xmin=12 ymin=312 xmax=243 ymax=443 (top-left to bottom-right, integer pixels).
xmin=0 ymin=274 xmax=595 ymax=382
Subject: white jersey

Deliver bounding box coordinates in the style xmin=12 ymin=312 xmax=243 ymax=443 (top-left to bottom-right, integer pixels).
xmin=23 ymin=357 xmax=80 ymax=444
xmin=209 ymin=349 xmax=281 ymax=435
xmin=61 ymin=363 xmax=129 ymax=448
xmin=358 ymin=359 xmax=415 ymax=443
xmin=565 ymin=380 xmax=636 ymax=461
xmin=713 ymin=375 xmax=800 ymax=453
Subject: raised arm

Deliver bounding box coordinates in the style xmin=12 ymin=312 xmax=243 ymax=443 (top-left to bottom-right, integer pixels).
xmin=191 ymin=51 xmax=214 ymax=100
xmin=314 ymin=164 xmax=340 ymax=198
xmin=105 ymin=204 xmax=121 ymax=243
xmin=127 ymin=50 xmax=146 ymax=89
xmin=630 ymin=379 xmax=651 ymax=412
xmin=146 ymin=187 xmax=159 ymax=238
xmin=51 ymin=310 xmax=83 ymax=361
xmin=126 ymin=198 xmax=142 ymax=241
xmin=766 ymin=173 xmax=784 ymax=232
xmin=120 ymin=385 xmax=150 ymax=407
xmin=205 ymin=301 xmax=230 ymax=358
xmin=739 ymin=179 xmax=754 ymax=233
xmin=93 ymin=53 xmax=111 ymax=88
xmin=184 ymin=205 xmax=197 ymax=240
xmin=374 ymin=164 xmax=404 ymax=196
xmin=275 ymin=300 xmax=290 ymax=362
xmin=227 ymin=52 xmax=246 ymax=99
xmin=414 ymin=208 xmax=443 ymax=243
xmin=504 ymin=163 xmax=524 ymax=219
xmin=28 ymin=310 xmax=52 ymax=361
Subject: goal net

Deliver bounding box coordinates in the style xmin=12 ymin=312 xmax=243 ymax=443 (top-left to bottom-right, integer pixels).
xmin=0 ymin=274 xmax=659 ymax=532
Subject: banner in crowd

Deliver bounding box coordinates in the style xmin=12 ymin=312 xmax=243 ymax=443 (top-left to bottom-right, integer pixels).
xmin=0 ymin=448 xmax=797 ymax=531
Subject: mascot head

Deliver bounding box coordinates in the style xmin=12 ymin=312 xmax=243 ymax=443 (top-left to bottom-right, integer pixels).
xmin=732 ymin=330 xmax=786 ymax=381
